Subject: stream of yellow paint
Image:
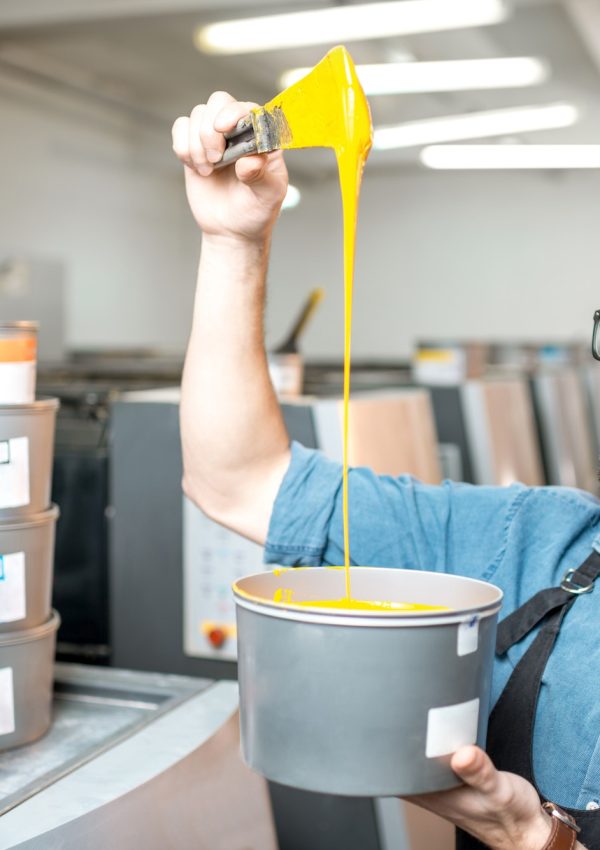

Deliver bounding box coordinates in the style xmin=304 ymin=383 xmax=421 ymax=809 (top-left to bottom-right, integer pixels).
xmin=255 ymin=48 xmax=445 ymax=614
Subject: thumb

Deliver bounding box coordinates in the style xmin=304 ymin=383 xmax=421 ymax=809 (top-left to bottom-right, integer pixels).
xmin=451 ymin=746 xmax=500 ymax=796
xmin=235 ymin=154 xmax=268 ymax=184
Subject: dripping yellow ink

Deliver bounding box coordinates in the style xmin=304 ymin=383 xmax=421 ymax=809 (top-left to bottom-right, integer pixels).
xmin=254 ymin=49 xmax=447 ymax=615
xmin=253 ymin=46 xmax=371 ymax=600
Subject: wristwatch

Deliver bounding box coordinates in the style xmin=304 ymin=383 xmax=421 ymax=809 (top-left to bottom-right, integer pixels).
xmin=541 ymin=802 xmax=580 ymax=850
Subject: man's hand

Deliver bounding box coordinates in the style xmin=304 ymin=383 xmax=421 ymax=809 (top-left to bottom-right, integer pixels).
xmin=172 ymin=91 xmax=288 ymax=243
xmin=407 ymin=746 xmax=558 ymax=850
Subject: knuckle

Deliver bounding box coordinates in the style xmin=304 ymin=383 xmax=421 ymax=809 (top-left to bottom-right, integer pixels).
xmin=190 ymin=103 xmax=206 ymax=122
xmin=208 ymin=89 xmax=232 ymax=105
xmin=173 ymin=142 xmax=188 ymax=158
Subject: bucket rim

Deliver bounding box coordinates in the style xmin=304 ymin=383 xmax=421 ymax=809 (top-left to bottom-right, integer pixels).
xmin=0 ymin=504 xmax=60 ymax=529
xmin=0 ymin=321 xmax=39 ymax=333
xmin=233 ymin=566 xmax=503 ymax=627
xmin=0 ymin=396 xmax=59 ymax=413
xmin=0 ymin=610 xmax=60 ymax=646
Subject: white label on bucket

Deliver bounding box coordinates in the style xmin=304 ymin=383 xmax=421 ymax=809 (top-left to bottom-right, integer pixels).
xmin=426 ymin=698 xmax=480 ymax=759
xmin=0 ymin=552 xmax=26 ymax=623
xmin=457 ymin=616 xmax=479 ymax=657
xmin=0 ymin=362 xmax=35 ymax=405
xmin=0 ymin=437 xmax=30 ymax=509
xmin=0 ymin=667 xmax=15 ymax=736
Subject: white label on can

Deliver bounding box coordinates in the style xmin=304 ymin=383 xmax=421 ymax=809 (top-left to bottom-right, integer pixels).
xmin=457 ymin=616 xmax=479 ymax=657
xmin=426 ymin=698 xmax=480 ymax=759
xmin=0 ymin=552 xmax=26 ymax=623
xmin=0 ymin=437 xmax=30 ymax=509
xmin=0 ymin=667 xmax=15 ymax=736
xmin=0 ymin=362 xmax=35 ymax=405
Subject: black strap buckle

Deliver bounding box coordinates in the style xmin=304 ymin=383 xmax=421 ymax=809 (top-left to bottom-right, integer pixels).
xmin=560 ymin=568 xmax=595 ymax=595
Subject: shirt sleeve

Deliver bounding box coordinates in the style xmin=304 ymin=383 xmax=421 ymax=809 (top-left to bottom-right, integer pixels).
xmin=264 ymin=441 xmax=531 ymax=581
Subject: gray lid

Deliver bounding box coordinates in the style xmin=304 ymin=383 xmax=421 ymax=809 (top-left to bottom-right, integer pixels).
xmin=0 ymin=505 xmax=60 ymax=531
xmin=0 ymin=321 xmax=39 ymax=332
xmin=0 ymin=397 xmax=59 ymax=414
xmin=0 ymin=610 xmax=60 ymax=647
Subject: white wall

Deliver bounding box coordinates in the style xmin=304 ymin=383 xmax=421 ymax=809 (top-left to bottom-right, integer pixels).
xmin=268 ymin=166 xmax=600 ymax=359
xmin=0 ymin=71 xmax=199 ymax=354
xmin=1 ymin=70 xmax=600 ymax=360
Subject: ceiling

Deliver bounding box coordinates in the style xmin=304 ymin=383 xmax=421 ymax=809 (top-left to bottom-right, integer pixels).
xmin=0 ymin=0 xmax=599 ymax=178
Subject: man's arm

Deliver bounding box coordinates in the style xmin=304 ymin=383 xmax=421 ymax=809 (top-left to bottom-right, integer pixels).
xmin=172 ymin=92 xmax=291 ymax=543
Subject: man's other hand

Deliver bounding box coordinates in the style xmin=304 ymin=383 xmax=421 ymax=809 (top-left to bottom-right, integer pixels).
xmin=407 ymin=745 xmax=558 ymax=850
xmin=172 ymin=91 xmax=288 ymax=244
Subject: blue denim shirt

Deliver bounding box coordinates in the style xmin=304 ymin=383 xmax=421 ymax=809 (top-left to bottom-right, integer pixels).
xmin=265 ymin=442 xmax=600 ymax=810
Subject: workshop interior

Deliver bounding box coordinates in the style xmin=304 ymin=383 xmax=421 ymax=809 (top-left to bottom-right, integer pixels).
xmin=1 ymin=0 xmax=600 ymax=848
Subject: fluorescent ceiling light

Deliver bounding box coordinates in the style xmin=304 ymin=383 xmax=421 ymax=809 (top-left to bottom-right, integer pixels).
xmin=196 ymin=0 xmax=508 ymax=55
xmin=282 ymin=184 xmax=301 ymax=210
xmin=281 ymin=57 xmax=549 ymax=95
xmin=373 ymin=103 xmax=578 ymax=150
xmin=421 ymin=145 xmax=600 ymax=169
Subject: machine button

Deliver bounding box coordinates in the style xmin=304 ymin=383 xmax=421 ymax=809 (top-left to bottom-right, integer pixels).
xmin=208 ymin=627 xmax=227 ymax=649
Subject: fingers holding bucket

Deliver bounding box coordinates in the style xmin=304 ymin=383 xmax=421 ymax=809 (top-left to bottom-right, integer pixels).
xmin=451 ymin=746 xmax=499 ymax=795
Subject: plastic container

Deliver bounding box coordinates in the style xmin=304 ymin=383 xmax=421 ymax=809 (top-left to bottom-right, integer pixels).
xmin=234 ymin=567 xmax=502 ymax=797
xmin=0 ymin=507 xmax=59 ymax=631
xmin=268 ymin=352 xmax=304 ymax=397
xmin=0 ymin=322 xmax=38 ymax=405
xmin=0 ymin=398 xmax=59 ymax=520
xmin=0 ymin=610 xmax=60 ymax=751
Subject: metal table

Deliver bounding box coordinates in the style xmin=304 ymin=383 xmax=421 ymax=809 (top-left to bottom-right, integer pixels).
xmin=0 ymin=663 xmax=277 ymax=850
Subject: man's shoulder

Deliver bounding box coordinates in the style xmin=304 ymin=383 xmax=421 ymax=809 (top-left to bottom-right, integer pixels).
xmin=521 ymin=484 xmax=600 ymax=512
xmin=447 ymin=480 xmax=600 ymax=514
xmin=496 ymin=484 xmax=600 ymax=542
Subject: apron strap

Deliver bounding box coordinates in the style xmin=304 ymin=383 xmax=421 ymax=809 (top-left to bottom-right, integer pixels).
xmin=496 ymin=549 xmax=600 ymax=656
xmin=486 ymin=602 xmax=574 ymax=780
xmin=456 ymin=549 xmax=600 ymax=850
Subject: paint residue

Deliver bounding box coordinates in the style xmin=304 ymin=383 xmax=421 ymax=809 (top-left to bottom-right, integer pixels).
xmin=278 ymin=595 xmax=448 ymax=613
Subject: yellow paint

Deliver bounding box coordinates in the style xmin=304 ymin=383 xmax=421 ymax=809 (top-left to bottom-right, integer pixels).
xmin=279 ymin=597 xmax=448 ymax=613
xmin=247 ymin=49 xmax=451 ymax=616
xmin=273 ymin=587 xmax=293 ymax=604
xmin=415 ymin=349 xmax=457 ymax=363
xmin=252 ymin=46 xmax=372 ymax=600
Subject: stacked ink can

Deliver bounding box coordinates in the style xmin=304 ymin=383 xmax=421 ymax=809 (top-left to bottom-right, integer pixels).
xmin=0 ymin=321 xmax=60 ymax=750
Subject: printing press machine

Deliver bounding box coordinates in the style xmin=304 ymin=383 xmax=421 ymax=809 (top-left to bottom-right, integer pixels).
xmin=0 ymin=664 xmax=278 ymax=849
xmin=37 ymin=351 xmax=600 ymax=850
xmin=38 ymin=360 xmax=452 ymax=850
xmin=106 ymin=385 xmax=453 ymax=850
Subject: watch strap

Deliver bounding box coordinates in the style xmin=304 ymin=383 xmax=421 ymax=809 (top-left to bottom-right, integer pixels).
xmin=541 ymin=803 xmax=578 ymax=850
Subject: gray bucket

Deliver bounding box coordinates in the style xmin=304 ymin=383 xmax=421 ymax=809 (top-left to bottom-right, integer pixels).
xmin=233 ymin=567 xmax=503 ymax=797
xmin=0 ymin=610 xmax=60 ymax=751
xmin=0 ymin=398 xmax=59 ymax=520
xmin=0 ymin=507 xmax=59 ymax=631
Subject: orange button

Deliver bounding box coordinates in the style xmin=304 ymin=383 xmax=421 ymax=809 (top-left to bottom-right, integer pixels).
xmin=208 ymin=627 xmax=227 ymax=649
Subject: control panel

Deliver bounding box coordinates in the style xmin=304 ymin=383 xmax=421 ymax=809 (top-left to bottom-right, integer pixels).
xmin=183 ymin=497 xmax=267 ymax=661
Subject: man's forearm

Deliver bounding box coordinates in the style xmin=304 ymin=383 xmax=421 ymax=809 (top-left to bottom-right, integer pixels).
xmin=181 ymin=234 xmax=290 ymax=542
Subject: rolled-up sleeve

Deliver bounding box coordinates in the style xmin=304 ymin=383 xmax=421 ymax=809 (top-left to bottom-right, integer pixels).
xmin=265 ymin=441 xmax=530 ymax=580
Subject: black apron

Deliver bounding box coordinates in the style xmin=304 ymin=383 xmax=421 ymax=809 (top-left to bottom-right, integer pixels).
xmin=456 ymin=550 xmax=600 ymax=850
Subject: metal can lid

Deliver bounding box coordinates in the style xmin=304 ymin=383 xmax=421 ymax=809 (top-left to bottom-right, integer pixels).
xmin=0 ymin=610 xmax=60 ymax=646
xmin=0 ymin=321 xmax=39 ymax=333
